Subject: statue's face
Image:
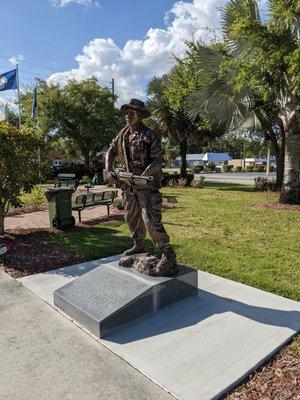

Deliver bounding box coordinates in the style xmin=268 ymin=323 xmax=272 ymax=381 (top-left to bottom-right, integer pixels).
xmin=125 ymin=109 xmax=142 ymax=127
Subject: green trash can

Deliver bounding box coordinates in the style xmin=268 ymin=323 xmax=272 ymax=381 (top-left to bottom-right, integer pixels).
xmin=45 ymin=188 xmax=75 ymax=229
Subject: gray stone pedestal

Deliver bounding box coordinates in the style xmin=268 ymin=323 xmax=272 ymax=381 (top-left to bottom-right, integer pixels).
xmin=54 ymin=262 xmax=197 ymax=338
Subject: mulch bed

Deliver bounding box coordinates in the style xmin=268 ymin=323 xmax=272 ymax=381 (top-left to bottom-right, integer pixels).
xmin=0 ymin=213 xmax=124 ymax=278
xmin=225 ymin=339 xmax=300 ymax=400
xmin=252 ymin=202 xmax=300 ymax=211
xmin=7 ymin=204 xmax=47 ymax=216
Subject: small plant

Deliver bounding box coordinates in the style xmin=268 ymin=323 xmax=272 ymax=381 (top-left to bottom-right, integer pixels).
xmin=80 ymin=175 xmax=92 ymax=184
xmin=189 ymin=165 xmax=202 ymax=174
xmin=191 ymin=176 xmax=205 ymax=188
xmin=263 ymin=165 xmax=275 ymax=173
xmin=19 ymin=186 xmax=45 ymax=206
xmin=113 ymin=198 xmax=124 ymax=210
xmin=178 ymin=177 xmax=190 ymax=187
xmin=254 ymin=177 xmax=278 ymax=191
xmin=162 ymin=173 xmax=194 ymax=187
xmin=246 ymin=165 xmax=254 ymax=172
xmin=204 ymin=163 xmax=215 ymax=173
xmin=222 ymin=165 xmax=233 ymax=173
xmin=236 ymin=166 xmax=243 ymax=172
xmin=253 ymin=164 xmax=265 ymax=173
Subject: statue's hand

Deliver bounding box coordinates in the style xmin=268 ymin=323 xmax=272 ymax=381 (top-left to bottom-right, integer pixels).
xmin=107 ymin=171 xmax=118 ymax=186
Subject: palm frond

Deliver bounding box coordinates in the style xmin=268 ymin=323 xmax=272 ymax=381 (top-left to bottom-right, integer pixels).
xmin=221 ymin=0 xmax=261 ymax=57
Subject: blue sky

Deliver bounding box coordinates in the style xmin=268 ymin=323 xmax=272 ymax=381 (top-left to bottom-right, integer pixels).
xmin=0 ymin=0 xmax=175 ymax=86
xmin=0 ymin=0 xmax=267 ymax=105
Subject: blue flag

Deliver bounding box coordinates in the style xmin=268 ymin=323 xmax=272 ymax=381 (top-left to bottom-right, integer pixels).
xmin=0 ymin=69 xmax=17 ymax=92
xmin=31 ymin=86 xmax=38 ymax=118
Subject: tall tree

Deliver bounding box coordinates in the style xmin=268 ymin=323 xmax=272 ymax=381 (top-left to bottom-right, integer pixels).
xmin=20 ymin=78 xmax=124 ymax=169
xmin=188 ymin=0 xmax=300 ymax=203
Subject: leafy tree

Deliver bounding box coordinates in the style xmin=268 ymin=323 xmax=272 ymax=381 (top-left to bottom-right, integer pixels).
xmin=188 ymin=0 xmax=300 ymax=203
xmin=0 ymin=122 xmax=41 ymax=234
xmin=20 ymin=78 xmax=124 ymax=169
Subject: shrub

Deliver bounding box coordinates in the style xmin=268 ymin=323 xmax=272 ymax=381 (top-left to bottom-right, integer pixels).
xmin=191 ymin=176 xmax=205 ymax=188
xmin=162 ymin=173 xmax=194 ymax=187
xmin=204 ymin=163 xmax=215 ymax=172
xmin=223 ymin=165 xmax=233 ymax=173
xmin=80 ymin=175 xmax=92 ymax=184
xmin=19 ymin=186 xmax=45 ymax=206
xmin=236 ymin=166 xmax=243 ymax=172
xmin=189 ymin=165 xmax=203 ymax=173
xmin=246 ymin=165 xmax=254 ymax=172
xmin=178 ymin=178 xmax=190 ymax=187
xmin=254 ymin=177 xmax=278 ymax=191
xmin=113 ymin=198 xmax=124 ymax=210
xmin=263 ymin=164 xmax=275 ymax=172
xmin=253 ymin=164 xmax=264 ymax=172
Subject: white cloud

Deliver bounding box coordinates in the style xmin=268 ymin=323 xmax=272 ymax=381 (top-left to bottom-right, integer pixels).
xmin=47 ymin=0 xmax=266 ymax=105
xmin=50 ymin=0 xmax=101 ymax=7
xmin=9 ymin=54 xmax=24 ymax=66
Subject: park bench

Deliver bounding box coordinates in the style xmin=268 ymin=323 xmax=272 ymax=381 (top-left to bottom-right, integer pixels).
xmin=54 ymin=173 xmax=79 ymax=192
xmin=72 ymin=190 xmax=118 ymax=222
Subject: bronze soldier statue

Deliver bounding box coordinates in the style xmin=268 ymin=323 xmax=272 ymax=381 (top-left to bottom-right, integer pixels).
xmin=105 ymin=99 xmax=177 ymax=277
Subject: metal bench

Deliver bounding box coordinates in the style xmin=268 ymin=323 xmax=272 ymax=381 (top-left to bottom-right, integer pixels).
xmin=54 ymin=173 xmax=79 ymax=192
xmin=72 ymin=190 xmax=118 ymax=222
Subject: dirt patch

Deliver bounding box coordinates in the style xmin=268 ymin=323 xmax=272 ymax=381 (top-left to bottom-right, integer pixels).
xmin=225 ymin=338 xmax=300 ymax=400
xmin=251 ymin=202 xmax=300 ymax=211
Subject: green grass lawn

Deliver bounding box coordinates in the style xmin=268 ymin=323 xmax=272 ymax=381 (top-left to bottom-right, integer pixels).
xmin=45 ymin=183 xmax=300 ymax=301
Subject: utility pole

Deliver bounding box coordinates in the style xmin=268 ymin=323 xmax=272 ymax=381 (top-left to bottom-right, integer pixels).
xmin=243 ymin=132 xmax=247 ymax=171
xmin=266 ymin=142 xmax=270 ymax=176
xmin=110 ymin=78 xmax=115 ymax=95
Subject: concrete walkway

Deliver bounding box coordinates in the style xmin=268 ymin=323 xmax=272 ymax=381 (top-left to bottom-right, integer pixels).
xmin=5 ymin=186 xmax=122 ymax=231
xmin=5 ymin=205 xmax=112 ymax=230
xmin=0 ymin=270 xmax=173 ymax=400
xmin=17 ymin=257 xmax=300 ymax=400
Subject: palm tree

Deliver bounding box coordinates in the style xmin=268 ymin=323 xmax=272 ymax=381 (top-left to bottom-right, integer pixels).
xmin=188 ymin=0 xmax=300 ymax=203
xmin=147 ymin=75 xmax=200 ymax=178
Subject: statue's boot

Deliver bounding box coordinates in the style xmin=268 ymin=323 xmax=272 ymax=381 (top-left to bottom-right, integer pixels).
xmin=150 ymin=248 xmax=178 ymax=277
xmin=123 ymin=240 xmax=145 ymax=256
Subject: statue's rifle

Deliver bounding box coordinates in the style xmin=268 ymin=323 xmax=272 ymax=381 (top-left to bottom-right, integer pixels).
xmin=115 ymin=170 xmax=153 ymax=186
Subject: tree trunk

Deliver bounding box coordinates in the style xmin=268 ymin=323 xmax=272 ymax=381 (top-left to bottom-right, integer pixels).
xmin=279 ymin=103 xmax=300 ymax=204
xmin=275 ymin=151 xmax=284 ymax=189
xmin=267 ymin=128 xmax=285 ymax=189
xmin=83 ymin=152 xmax=91 ymax=171
xmin=0 ymin=207 xmax=5 ymax=235
xmin=179 ymin=137 xmax=187 ymax=178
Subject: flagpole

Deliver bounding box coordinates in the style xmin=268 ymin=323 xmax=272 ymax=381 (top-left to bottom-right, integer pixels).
xmin=36 ymin=85 xmax=41 ymax=183
xmin=16 ymin=63 xmax=21 ymax=128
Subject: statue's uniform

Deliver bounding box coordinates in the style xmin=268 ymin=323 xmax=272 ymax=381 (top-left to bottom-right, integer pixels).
xmin=106 ymin=123 xmax=173 ymax=254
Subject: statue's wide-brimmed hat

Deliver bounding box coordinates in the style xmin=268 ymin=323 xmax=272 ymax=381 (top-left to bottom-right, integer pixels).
xmin=120 ymin=98 xmax=151 ymax=118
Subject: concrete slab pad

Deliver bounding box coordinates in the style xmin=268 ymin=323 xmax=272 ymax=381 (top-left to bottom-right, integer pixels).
xmin=18 ymin=261 xmax=300 ymax=400
xmin=2 ymin=271 xmax=173 ymax=400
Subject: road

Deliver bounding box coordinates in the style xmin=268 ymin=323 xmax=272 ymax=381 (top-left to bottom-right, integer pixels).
xmin=194 ymin=172 xmax=276 ymax=185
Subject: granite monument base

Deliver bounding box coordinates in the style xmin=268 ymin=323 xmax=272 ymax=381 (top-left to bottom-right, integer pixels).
xmin=54 ymin=261 xmax=197 ymax=338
